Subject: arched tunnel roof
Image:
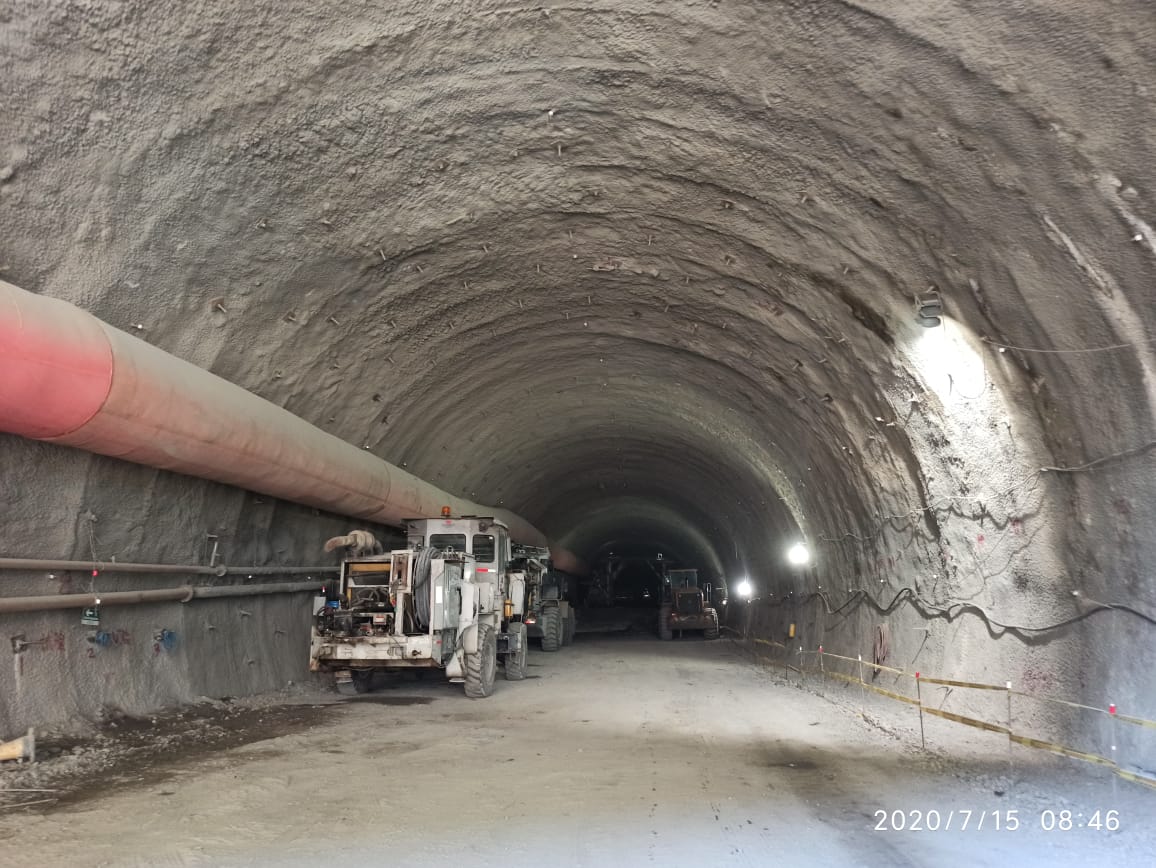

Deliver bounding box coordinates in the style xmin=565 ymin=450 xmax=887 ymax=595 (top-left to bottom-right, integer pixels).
xmin=2 ymin=1 xmax=1154 ymax=602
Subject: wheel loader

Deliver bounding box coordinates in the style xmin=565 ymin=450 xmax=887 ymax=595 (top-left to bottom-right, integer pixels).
xmin=658 ymin=568 xmax=720 ymax=640
xmin=309 ymin=514 xmax=534 ymax=698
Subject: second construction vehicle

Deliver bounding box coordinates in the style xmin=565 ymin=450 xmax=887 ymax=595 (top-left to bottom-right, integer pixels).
xmin=658 ymin=568 xmax=720 ymax=641
xmin=518 ymin=547 xmax=577 ymax=651
xmin=310 ymin=513 xmax=573 ymax=698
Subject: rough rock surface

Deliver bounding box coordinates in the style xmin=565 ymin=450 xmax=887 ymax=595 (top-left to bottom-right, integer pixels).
xmin=1 ymin=1 xmax=1154 ymax=767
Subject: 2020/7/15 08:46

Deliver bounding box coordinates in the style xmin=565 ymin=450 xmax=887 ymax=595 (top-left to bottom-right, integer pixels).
xmin=873 ymin=809 xmax=1120 ymax=831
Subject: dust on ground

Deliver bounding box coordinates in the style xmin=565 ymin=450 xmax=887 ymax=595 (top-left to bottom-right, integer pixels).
xmin=1 ymin=633 xmax=1154 ymax=867
xmin=0 ymin=689 xmax=340 ymax=812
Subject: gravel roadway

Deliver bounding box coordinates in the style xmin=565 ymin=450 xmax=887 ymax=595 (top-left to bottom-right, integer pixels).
xmin=2 ymin=632 xmax=1153 ymax=867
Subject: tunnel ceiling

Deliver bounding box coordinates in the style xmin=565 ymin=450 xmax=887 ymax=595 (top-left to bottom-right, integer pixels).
xmin=3 ymin=1 xmax=1154 ymax=587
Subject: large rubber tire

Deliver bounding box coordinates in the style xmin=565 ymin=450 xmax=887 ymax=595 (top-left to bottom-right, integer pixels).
xmin=658 ymin=605 xmax=673 ymax=640
xmin=540 ymin=608 xmax=562 ymax=652
xmin=562 ymin=610 xmax=576 ymax=646
xmin=505 ymin=622 xmax=528 ymax=681
xmin=337 ymin=670 xmax=371 ymax=696
xmin=465 ymin=624 xmax=498 ymax=698
xmin=705 ymin=611 xmax=720 ymax=640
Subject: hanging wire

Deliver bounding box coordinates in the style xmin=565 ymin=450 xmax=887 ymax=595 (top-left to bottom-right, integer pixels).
xmin=981 ymin=334 xmax=1156 ymax=355
xmin=946 ymin=316 xmax=989 ymax=400
xmin=820 ymin=469 xmax=1042 ymax=543
xmin=771 ymin=586 xmax=1156 ymax=634
xmin=822 ymin=437 xmax=1156 ymax=545
xmin=1040 ymin=440 xmax=1156 ymax=473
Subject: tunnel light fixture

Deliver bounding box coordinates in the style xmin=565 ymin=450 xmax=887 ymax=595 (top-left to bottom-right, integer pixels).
xmin=736 ymin=579 xmax=753 ymax=599
xmin=787 ymin=543 xmax=810 ymax=566
xmin=914 ymin=315 xmax=987 ymax=406
xmin=915 ymin=291 xmax=942 ymax=328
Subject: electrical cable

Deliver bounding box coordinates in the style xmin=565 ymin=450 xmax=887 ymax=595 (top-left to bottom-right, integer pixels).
xmin=822 ymin=437 xmax=1156 ymax=545
xmin=412 ymin=545 xmax=434 ymax=628
xmin=1039 ymin=440 xmax=1156 ymax=473
xmin=945 ymin=317 xmax=989 ymax=400
xmin=820 ymin=469 xmax=1042 ymax=543
xmin=980 ymin=334 xmax=1156 ymax=354
xmin=872 ymin=623 xmax=891 ymax=679
xmin=768 ymin=586 xmax=1156 ymax=634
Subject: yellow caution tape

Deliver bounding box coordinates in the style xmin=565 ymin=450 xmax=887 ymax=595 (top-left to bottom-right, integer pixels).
xmin=820 ymin=670 xmax=919 ymax=710
xmin=753 ymin=637 xmax=788 ymax=650
xmin=737 ymin=636 xmax=1156 ymax=764
xmin=922 ymin=707 xmax=1010 ymax=735
xmin=816 ymin=651 xmax=862 ymax=666
xmin=867 ymin=661 xmax=912 ymax=678
xmin=1011 ymin=691 xmax=1106 ymax=714
xmin=1115 ymin=768 xmax=1156 ymax=790
xmin=818 ymin=652 xmax=912 ymax=679
xmin=1118 ymin=713 xmax=1156 ymax=731
xmin=864 ymin=683 xmax=921 ymax=706
xmin=1009 ymin=735 xmax=1115 ymax=768
xmin=825 ymin=671 xmax=861 ymax=686
xmin=1009 ymin=693 xmax=1156 ymax=730
xmin=738 ymin=643 xmax=1156 ymax=792
xmin=918 ymin=676 xmax=1007 ymax=691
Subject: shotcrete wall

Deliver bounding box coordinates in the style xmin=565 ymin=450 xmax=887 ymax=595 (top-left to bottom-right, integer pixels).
xmin=0 ymin=433 xmax=397 ymax=736
xmin=1 ymin=0 xmax=1154 ymax=767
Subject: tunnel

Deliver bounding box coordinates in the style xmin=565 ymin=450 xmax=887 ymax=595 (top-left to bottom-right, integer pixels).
xmin=2 ymin=1 xmax=1155 ymax=863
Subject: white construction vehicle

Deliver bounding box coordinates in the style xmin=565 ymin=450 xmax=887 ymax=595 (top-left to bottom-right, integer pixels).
xmin=310 ymin=512 xmax=560 ymax=698
xmin=515 ymin=544 xmax=577 ymax=651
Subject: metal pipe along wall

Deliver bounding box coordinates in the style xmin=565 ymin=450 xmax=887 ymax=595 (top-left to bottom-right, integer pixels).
xmin=0 ymin=281 xmax=584 ymax=574
xmin=0 ymin=558 xmax=336 ymax=577
xmin=0 ymin=581 xmax=324 ymax=614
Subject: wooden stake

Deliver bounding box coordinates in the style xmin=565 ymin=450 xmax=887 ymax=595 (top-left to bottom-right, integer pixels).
xmin=0 ymin=728 xmax=35 ymax=763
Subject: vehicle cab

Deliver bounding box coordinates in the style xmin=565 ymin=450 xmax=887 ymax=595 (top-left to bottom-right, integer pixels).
xmin=405 ymin=514 xmax=512 ymax=579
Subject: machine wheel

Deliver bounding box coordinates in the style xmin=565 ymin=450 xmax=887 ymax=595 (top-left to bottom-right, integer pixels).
xmin=540 ymin=608 xmax=562 ymax=652
xmin=505 ymin=622 xmax=528 ymax=681
xmin=337 ymin=670 xmax=371 ymax=696
xmin=705 ymin=611 xmax=720 ymax=640
xmin=562 ymin=610 xmax=577 ymax=646
xmin=658 ymin=605 xmax=673 ymax=641
xmin=465 ymin=624 xmax=497 ymax=698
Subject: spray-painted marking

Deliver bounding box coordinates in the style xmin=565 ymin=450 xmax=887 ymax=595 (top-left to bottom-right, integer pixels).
xmin=36 ymin=631 xmax=66 ymax=652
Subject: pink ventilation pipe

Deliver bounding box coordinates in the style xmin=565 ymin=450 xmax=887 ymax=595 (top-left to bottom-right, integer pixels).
xmin=0 ymin=280 xmax=584 ymax=574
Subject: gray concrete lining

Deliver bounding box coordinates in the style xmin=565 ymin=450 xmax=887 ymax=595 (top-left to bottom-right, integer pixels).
xmin=1 ymin=1 xmax=1154 ymax=769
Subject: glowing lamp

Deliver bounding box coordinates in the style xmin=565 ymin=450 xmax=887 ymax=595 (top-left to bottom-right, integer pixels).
xmin=787 ymin=543 xmax=810 ymax=566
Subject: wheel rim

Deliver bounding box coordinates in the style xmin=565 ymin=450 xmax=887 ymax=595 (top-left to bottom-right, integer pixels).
xmin=483 ymin=634 xmax=497 ymax=685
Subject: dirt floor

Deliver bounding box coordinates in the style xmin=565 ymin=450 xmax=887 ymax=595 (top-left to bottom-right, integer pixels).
xmin=2 ymin=632 xmax=1154 ymax=867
